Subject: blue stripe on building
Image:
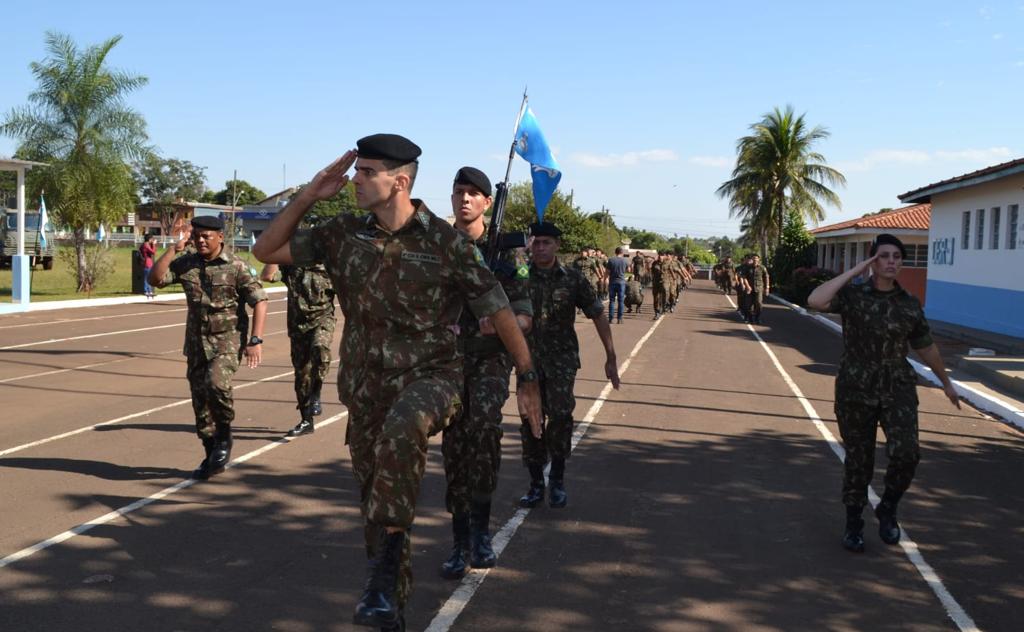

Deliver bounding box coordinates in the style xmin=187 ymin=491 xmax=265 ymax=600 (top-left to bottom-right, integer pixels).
xmin=926 ymin=279 xmax=1024 ymax=338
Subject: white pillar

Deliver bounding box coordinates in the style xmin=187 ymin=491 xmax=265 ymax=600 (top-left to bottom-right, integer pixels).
xmin=16 ymin=167 xmax=25 ymax=256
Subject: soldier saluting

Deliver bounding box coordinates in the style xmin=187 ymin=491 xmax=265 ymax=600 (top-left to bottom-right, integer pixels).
xmin=253 ymin=135 xmax=542 ymax=632
xmin=808 ymin=233 xmax=959 ymax=553
xmin=148 ymin=215 xmax=268 ymax=480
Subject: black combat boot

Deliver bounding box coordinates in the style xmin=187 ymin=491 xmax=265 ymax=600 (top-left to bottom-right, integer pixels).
xmin=379 ymin=612 xmax=405 ymax=632
xmin=842 ymin=505 xmax=866 ymax=553
xmin=192 ymin=437 xmax=216 ymax=480
xmin=207 ymin=426 xmax=232 ymax=476
xmin=875 ymin=496 xmax=901 ymax=545
xmin=469 ymin=499 xmax=496 ymax=568
xmin=287 ymin=408 xmax=315 ymax=437
xmin=354 ymin=530 xmax=405 ymax=628
xmin=548 ymin=458 xmax=567 ymax=508
xmin=310 ymin=392 xmax=322 ymax=416
xmin=439 ymin=514 xmax=469 ymax=580
xmin=519 ymin=463 xmax=546 ymax=508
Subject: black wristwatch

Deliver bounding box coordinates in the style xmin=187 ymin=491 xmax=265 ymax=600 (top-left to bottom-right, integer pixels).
xmin=517 ymin=368 xmax=538 ymax=385
xmin=248 ymin=335 xmax=263 ymax=346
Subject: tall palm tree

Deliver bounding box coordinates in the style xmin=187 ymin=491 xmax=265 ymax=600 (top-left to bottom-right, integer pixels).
xmin=1 ymin=32 xmax=149 ymax=291
xmin=717 ymin=105 xmax=845 ymax=257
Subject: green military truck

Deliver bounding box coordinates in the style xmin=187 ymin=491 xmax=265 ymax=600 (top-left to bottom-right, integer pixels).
xmin=1 ymin=208 xmax=55 ymax=270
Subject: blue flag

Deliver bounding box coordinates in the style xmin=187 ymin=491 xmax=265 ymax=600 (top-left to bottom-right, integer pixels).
xmin=97 ymin=223 xmax=106 ymax=242
xmin=38 ymin=194 xmax=49 ymax=249
xmin=514 ymin=107 xmax=561 ymax=221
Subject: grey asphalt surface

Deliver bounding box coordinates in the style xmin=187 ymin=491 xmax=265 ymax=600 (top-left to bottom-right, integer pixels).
xmin=0 ymin=281 xmax=1020 ymax=631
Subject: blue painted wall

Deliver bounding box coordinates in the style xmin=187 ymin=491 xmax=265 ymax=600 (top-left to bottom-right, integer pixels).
xmin=926 ymin=279 xmax=1024 ymax=338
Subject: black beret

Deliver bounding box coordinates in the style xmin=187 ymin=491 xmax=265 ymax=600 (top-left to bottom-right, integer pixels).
xmin=356 ymin=133 xmax=421 ymax=164
xmin=870 ymin=233 xmax=907 ymax=258
xmin=191 ymin=215 xmax=224 ymax=230
xmin=528 ymin=221 xmax=561 ymax=238
xmin=453 ymin=166 xmax=492 ymax=196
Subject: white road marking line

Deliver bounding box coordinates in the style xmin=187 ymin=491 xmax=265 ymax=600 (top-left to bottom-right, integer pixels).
xmin=0 ymin=328 xmax=289 ymax=385
xmin=425 ymin=316 xmax=666 ymax=632
xmin=0 ymin=412 xmax=347 ymax=570
xmin=726 ymin=296 xmax=979 ymax=632
xmin=0 ymin=310 xmax=287 ymax=350
xmin=0 ymin=351 xmax=310 ymax=458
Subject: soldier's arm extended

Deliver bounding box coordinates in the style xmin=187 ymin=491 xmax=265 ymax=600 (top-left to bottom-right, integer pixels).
xmin=807 ymin=254 xmax=877 ymax=311
xmin=914 ymin=343 xmax=960 ymax=409
xmin=575 ymin=273 xmax=620 ymax=389
xmin=238 ymin=264 xmax=269 ymax=369
xmin=148 ymin=220 xmax=190 ymax=288
xmin=254 ymin=151 xmax=355 ymax=264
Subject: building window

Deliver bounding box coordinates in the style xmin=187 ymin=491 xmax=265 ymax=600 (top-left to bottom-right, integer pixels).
xmin=991 ymin=207 xmax=1001 ymax=250
xmin=962 ymin=210 xmax=971 ymax=249
xmin=975 ymin=209 xmax=985 ymax=250
xmin=1009 ymin=204 xmax=1019 ymax=250
xmin=903 ymin=243 xmax=929 ymax=268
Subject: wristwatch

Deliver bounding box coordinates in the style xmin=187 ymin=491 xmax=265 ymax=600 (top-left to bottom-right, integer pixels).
xmin=248 ymin=335 xmax=264 ymax=346
xmin=517 ymin=368 xmax=538 ymax=385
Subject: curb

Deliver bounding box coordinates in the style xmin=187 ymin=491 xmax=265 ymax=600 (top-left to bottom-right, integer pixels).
xmin=0 ymin=285 xmax=287 ymax=315
xmin=768 ymin=293 xmax=1024 ymax=431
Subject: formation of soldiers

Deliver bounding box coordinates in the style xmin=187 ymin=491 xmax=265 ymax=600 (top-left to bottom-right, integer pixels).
xmin=713 ymin=253 xmax=771 ymax=324
xmin=147 ymin=133 xmax=961 ymax=630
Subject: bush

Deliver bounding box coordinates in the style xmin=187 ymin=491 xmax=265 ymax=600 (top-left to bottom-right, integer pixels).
xmin=58 ymin=244 xmax=116 ymax=296
xmin=787 ymin=266 xmax=836 ymax=307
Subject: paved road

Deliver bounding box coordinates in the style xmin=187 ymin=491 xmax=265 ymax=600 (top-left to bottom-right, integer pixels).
xmin=0 ymin=282 xmax=1020 ymax=631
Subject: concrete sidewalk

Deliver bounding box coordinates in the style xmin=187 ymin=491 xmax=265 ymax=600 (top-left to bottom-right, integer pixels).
xmin=0 ymin=285 xmax=287 ymax=314
xmin=769 ymin=293 xmax=1024 ymax=432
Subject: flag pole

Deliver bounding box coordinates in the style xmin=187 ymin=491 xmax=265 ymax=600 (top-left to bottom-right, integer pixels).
xmin=485 ymin=88 xmax=529 ymax=267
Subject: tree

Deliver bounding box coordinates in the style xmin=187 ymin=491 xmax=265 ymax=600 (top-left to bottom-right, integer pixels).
xmin=621 ymin=227 xmax=670 ymax=252
xmin=210 ymin=179 xmax=266 ymax=207
xmin=1 ymin=32 xmax=149 ymax=292
xmin=302 ymin=181 xmax=361 ymax=224
xmin=716 ymin=105 xmax=845 ymax=257
xmin=134 ymin=154 xmax=207 ymax=234
xmin=771 ymin=208 xmax=818 ymax=291
xmin=502 ymin=182 xmax=602 ymax=254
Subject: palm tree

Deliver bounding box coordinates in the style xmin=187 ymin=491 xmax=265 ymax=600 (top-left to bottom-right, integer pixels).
xmin=1 ymin=32 xmax=149 ymax=291
xmin=717 ymin=105 xmax=845 ymax=257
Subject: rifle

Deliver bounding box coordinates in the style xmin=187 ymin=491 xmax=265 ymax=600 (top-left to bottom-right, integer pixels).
xmin=484 ymin=90 xmax=529 ymax=269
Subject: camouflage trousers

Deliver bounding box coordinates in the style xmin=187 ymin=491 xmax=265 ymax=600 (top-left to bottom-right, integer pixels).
xmin=345 ymin=368 xmax=461 ymax=607
xmin=736 ymin=289 xmax=750 ymax=316
xmin=652 ymin=283 xmax=670 ymax=313
xmin=519 ymin=368 xmax=577 ymax=468
xmin=186 ymin=351 xmax=239 ymax=439
xmin=289 ymin=323 xmax=333 ymax=412
xmin=836 ymin=390 xmax=921 ymax=508
xmin=748 ymin=290 xmax=764 ymax=319
xmin=442 ymin=352 xmax=513 ymax=515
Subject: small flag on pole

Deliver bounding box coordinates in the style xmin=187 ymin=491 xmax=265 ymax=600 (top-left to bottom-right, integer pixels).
xmin=250 ymin=232 xmax=257 ymax=247
xmin=38 ymin=194 xmax=49 ymax=249
xmin=97 ymin=223 xmax=106 ymax=242
xmin=514 ymin=107 xmax=562 ymax=221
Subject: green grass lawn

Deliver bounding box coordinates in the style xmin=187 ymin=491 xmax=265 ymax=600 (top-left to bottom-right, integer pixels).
xmin=0 ymin=246 xmax=276 ymax=302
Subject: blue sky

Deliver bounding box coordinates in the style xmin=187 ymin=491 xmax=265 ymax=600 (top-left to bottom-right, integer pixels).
xmin=3 ymin=0 xmax=1023 ymax=238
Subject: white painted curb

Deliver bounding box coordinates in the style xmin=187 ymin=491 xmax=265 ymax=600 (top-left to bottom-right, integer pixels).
xmin=768 ymin=293 xmax=1024 ymax=430
xmin=1 ymin=285 xmax=287 ymax=314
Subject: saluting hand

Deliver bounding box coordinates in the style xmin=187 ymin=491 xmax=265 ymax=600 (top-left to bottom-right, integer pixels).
xmin=305 ymin=150 xmax=357 ymax=201
xmin=850 ymin=253 xmax=878 ymax=277
xmin=170 ymin=213 xmax=191 ymax=252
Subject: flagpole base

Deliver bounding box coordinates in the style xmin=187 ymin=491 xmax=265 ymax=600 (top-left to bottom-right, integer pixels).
xmin=11 ymin=255 xmax=32 ymax=305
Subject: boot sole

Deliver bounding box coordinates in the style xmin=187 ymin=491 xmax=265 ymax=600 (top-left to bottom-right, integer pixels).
xmin=353 ymin=611 xmax=399 ymax=628
xmin=439 ymin=566 xmax=467 ymax=580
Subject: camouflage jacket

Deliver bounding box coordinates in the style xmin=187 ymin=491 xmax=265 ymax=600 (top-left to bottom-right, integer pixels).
xmin=527 ymin=262 xmax=603 ymax=375
xmin=631 ymin=255 xmax=645 ymax=276
xmin=572 ymin=256 xmax=599 ymax=283
xmin=270 ymin=264 xmax=337 ymax=336
xmin=290 ymin=201 xmax=509 ymax=405
xmin=827 ymin=281 xmax=933 ymax=404
xmin=741 ymin=263 xmax=769 ymax=291
xmin=457 ymin=232 xmax=532 ymax=357
xmin=651 ymin=260 xmax=666 ymax=284
xmin=162 ymin=248 xmax=268 ymax=359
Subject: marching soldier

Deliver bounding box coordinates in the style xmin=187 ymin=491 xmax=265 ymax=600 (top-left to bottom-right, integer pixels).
xmin=253 ymin=135 xmax=542 ymax=632
xmin=807 ymin=234 xmax=960 ymax=553
xmin=260 ymin=261 xmax=336 ymax=436
xmin=440 ymin=167 xmax=533 ymax=580
xmin=742 ymin=253 xmax=770 ymax=324
xmin=149 ymin=215 xmax=268 ymax=480
xmin=519 ymin=220 xmax=620 ymax=510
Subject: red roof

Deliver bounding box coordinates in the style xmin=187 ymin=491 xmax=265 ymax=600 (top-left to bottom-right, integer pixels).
xmin=810 ymin=203 xmax=930 ymax=234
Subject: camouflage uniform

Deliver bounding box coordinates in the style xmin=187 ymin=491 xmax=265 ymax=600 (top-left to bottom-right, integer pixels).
xmin=270 ymin=264 xmax=336 ymax=414
xmin=825 ymin=281 xmax=932 ymax=509
xmin=442 ymin=238 xmax=531 ymax=516
xmin=631 ymin=254 xmax=646 ymax=287
xmin=742 ymin=262 xmax=769 ymax=321
xmin=161 ymin=249 xmax=267 ymax=440
xmin=573 ymin=255 xmax=601 ymax=297
xmin=735 ymin=261 xmax=752 ymax=318
xmin=651 ymin=259 xmax=669 ymax=315
xmin=521 ymin=262 xmax=603 ymax=467
xmin=289 ymin=201 xmax=508 ymax=607
xmin=721 ymin=261 xmax=736 ymax=295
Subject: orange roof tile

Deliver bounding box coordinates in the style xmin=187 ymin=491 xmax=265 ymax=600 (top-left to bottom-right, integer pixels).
xmin=810 ymin=204 xmax=930 ymax=234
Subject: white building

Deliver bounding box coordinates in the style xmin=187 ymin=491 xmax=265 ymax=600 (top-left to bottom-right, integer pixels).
xmin=899 ymin=158 xmax=1024 ymax=339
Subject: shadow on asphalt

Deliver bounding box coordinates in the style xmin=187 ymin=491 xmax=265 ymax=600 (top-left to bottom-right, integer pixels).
xmin=0 ymin=457 xmax=190 ymax=481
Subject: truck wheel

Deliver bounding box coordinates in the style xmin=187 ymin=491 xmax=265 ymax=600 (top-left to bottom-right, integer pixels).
xmin=43 ymin=258 xmax=54 ymax=271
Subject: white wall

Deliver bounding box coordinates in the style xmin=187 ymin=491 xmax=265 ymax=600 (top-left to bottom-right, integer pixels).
xmin=928 ymin=174 xmax=1024 ymax=291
